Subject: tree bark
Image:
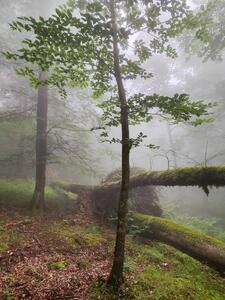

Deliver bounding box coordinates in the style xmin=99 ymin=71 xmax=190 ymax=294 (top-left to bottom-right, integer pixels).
xmin=31 ymin=71 xmax=48 ymax=211
xmin=133 ymin=214 xmax=225 ymax=275
xmin=127 ymin=166 xmax=225 ymax=193
xmin=57 ymin=166 xmax=225 ymax=195
xmin=107 ymin=0 xmax=130 ymax=288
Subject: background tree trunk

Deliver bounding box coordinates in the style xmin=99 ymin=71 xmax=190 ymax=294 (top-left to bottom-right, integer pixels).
xmin=31 ymin=71 xmax=48 ymax=210
xmin=107 ymin=0 xmax=130 ymax=288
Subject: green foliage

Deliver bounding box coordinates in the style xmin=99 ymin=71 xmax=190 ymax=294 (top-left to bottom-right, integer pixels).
xmin=99 ymin=93 xmax=213 ymax=131
xmin=2 ymin=0 xmax=213 ymax=149
xmin=184 ymin=0 xmax=225 ymax=61
xmin=48 ymin=261 xmax=66 ymax=270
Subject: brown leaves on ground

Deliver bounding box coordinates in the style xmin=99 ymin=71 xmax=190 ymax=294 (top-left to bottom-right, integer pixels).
xmin=0 ymin=210 xmax=111 ymax=300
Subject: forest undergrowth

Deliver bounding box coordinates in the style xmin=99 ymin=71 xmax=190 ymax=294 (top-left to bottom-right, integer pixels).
xmin=0 ymin=180 xmax=225 ymax=300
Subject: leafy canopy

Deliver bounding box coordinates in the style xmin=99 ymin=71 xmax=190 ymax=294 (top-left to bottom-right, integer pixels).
xmin=182 ymin=0 xmax=225 ymax=61
xmin=2 ymin=0 xmax=214 ymax=147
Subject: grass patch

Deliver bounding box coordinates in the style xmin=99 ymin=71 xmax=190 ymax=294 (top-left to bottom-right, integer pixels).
xmin=0 ymin=179 xmax=78 ymax=213
xmin=50 ymin=222 xmax=106 ymax=248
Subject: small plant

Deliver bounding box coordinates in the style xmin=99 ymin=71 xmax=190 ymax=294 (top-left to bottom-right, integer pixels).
xmin=2 ymin=274 xmax=15 ymax=282
xmin=48 ymin=261 xmax=66 ymax=270
xmin=3 ymin=291 xmax=14 ymax=300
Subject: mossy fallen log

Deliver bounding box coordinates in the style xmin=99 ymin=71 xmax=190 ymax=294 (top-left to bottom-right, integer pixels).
xmin=52 ymin=166 xmax=225 ymax=218
xmin=52 ymin=179 xmax=225 ymax=274
xmin=54 ymin=166 xmax=225 ymax=193
xmin=95 ymin=166 xmax=225 ymax=194
xmin=129 ymin=166 xmax=225 ymax=194
xmin=132 ymin=213 xmax=225 ymax=275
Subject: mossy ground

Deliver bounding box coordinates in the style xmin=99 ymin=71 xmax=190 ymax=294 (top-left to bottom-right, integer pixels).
xmin=0 ymin=179 xmax=225 ymax=299
xmin=49 ymin=221 xmax=106 ymax=248
xmin=92 ymin=238 xmax=225 ymax=300
xmin=0 ymin=179 xmax=79 ymax=213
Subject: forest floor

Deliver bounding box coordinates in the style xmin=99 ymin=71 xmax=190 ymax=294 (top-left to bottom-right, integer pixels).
xmin=0 ymin=179 xmax=225 ymax=300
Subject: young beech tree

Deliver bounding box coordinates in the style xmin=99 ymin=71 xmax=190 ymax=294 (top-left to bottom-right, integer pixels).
xmin=3 ymin=0 xmax=213 ymax=287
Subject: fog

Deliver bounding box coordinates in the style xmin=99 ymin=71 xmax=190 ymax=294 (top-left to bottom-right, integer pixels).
xmin=0 ymin=0 xmax=225 ymax=217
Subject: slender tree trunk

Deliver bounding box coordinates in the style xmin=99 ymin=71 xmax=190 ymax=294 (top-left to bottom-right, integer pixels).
xmin=107 ymin=0 xmax=130 ymax=288
xmin=31 ymin=71 xmax=48 ymax=211
xmin=166 ymin=122 xmax=177 ymax=169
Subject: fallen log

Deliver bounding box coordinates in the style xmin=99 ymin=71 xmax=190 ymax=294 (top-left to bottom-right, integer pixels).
xmin=54 ymin=166 xmax=225 ymax=193
xmin=133 ymin=213 xmax=225 ymax=275
xmin=52 ymin=166 xmax=225 ymax=218
xmin=129 ymin=166 xmax=225 ymax=195
xmin=52 ymin=177 xmax=225 ymax=275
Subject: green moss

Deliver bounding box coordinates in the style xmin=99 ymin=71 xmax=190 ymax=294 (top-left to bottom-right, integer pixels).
xmin=0 ymin=240 xmax=8 ymax=253
xmin=145 ymin=166 xmax=225 ymax=176
xmin=62 ymin=190 xmax=78 ymax=201
xmin=92 ymin=237 xmax=225 ymax=300
xmin=162 ymin=212 xmax=225 ymax=243
xmin=0 ymin=179 xmax=35 ymax=208
xmin=0 ymin=179 xmax=77 ymax=212
xmin=2 ymin=273 xmax=16 ymax=282
xmin=50 ymin=223 xmax=105 ymax=248
xmin=132 ymin=264 xmax=225 ymax=300
xmin=51 ymin=180 xmax=71 ymax=190
xmin=133 ymin=213 xmax=225 ymax=250
xmin=143 ymin=166 xmax=225 ymax=188
xmin=48 ymin=261 xmax=66 ymax=270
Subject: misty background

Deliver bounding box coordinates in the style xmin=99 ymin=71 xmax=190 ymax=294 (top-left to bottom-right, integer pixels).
xmin=1 ymin=0 xmax=225 ymax=220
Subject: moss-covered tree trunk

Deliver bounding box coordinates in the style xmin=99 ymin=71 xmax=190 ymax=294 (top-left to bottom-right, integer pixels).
xmin=133 ymin=214 xmax=225 ymax=274
xmin=107 ymin=0 xmax=130 ymax=288
xmin=128 ymin=167 xmax=225 ymax=192
xmin=52 ymin=182 xmax=225 ymax=274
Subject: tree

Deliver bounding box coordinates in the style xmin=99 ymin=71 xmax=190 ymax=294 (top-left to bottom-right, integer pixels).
xmin=3 ymin=0 xmax=213 ymax=288
xmin=1 ymin=1 xmax=94 ymax=209
xmin=184 ymin=0 xmax=225 ymax=61
xmin=31 ymin=71 xmax=48 ymax=209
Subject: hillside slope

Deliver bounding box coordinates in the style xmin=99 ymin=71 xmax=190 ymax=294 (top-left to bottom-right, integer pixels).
xmin=0 ymin=179 xmax=224 ymax=299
